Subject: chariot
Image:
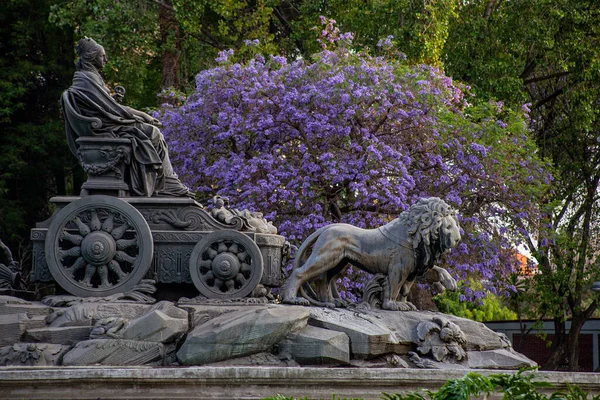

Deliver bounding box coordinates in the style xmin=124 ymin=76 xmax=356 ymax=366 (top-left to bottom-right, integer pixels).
xmin=30 ymin=94 xmax=286 ymax=299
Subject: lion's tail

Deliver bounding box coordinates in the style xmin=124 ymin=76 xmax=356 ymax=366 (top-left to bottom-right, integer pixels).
xmin=292 ymin=225 xmax=332 ymax=270
xmin=292 ymin=224 xmax=335 ymax=307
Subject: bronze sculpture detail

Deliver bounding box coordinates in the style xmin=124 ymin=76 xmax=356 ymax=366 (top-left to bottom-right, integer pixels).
xmin=282 ymin=197 xmax=461 ymax=310
xmin=62 ymin=37 xmax=191 ymax=197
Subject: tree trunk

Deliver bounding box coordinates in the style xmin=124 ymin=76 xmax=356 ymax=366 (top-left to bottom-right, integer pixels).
xmin=543 ymin=317 xmax=566 ymax=370
xmin=158 ymin=0 xmax=181 ymax=91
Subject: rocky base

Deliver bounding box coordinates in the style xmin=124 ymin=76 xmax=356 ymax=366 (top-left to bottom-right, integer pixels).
xmin=0 ymin=295 xmax=535 ymax=369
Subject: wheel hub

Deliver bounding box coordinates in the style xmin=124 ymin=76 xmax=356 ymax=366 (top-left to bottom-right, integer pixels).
xmin=81 ymin=231 xmax=117 ymax=266
xmin=211 ymin=252 xmax=240 ymax=280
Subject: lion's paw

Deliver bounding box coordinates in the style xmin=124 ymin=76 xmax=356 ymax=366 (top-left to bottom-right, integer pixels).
xmin=383 ymin=300 xmax=416 ymax=311
xmin=282 ymin=296 xmax=311 ymax=306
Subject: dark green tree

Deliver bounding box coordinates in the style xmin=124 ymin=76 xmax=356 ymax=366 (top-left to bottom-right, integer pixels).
xmin=443 ymin=0 xmax=600 ymax=371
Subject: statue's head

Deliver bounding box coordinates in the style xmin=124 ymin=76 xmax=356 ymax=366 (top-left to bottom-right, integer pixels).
xmin=75 ymin=37 xmax=107 ymax=72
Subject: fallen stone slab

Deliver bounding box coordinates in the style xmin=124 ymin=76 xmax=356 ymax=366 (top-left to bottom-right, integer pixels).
xmin=118 ymin=310 xmax=188 ymax=343
xmin=308 ymin=308 xmax=396 ymax=358
xmin=279 ymin=325 xmax=350 ymax=365
xmin=63 ymin=339 xmax=164 ymax=366
xmin=0 ymin=313 xmax=28 ymax=346
xmin=24 ymin=326 xmax=93 ymax=345
xmin=24 ymin=315 xmax=48 ymax=330
xmin=46 ymin=302 xmax=152 ymax=327
xmin=178 ymin=304 xmax=269 ymax=329
xmin=0 ymin=296 xmax=53 ymax=318
xmin=467 ymin=349 xmax=537 ymax=370
xmin=147 ymin=301 xmax=188 ymax=320
xmin=0 ymin=343 xmax=70 ymax=366
xmin=177 ymin=306 xmax=309 ymax=365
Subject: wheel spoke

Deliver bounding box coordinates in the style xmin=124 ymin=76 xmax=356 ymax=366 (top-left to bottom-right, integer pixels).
xmin=110 ymin=221 xmax=130 ymax=240
xmin=116 ymin=238 xmax=137 ymax=250
xmin=115 ymin=250 xmax=136 ymax=264
xmin=64 ymin=256 xmax=86 ymax=275
xmin=228 ymin=243 xmax=239 ymax=253
xmin=225 ymin=279 xmax=235 ymax=292
xmin=240 ymin=263 xmax=251 ymax=273
xmin=97 ymin=265 xmax=111 ymax=288
xmin=235 ymin=273 xmax=245 ymax=284
xmin=72 ymin=217 xmax=91 ymax=236
xmin=102 ymin=212 xmax=115 ymax=233
xmin=90 ymin=210 xmax=101 ymax=231
xmin=206 ymin=248 xmax=218 ymax=259
xmin=214 ymin=278 xmax=224 ymax=289
xmin=82 ymin=264 xmax=95 ymax=287
xmin=60 ymin=231 xmax=83 ymax=246
xmin=59 ymin=246 xmax=81 ymax=260
xmin=237 ymin=251 xmax=247 ymax=261
xmin=108 ymin=259 xmax=127 ymax=279
xmin=217 ymin=242 xmax=228 ymax=253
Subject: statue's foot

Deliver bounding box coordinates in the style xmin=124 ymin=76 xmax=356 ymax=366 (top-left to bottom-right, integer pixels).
xmin=382 ymin=300 xmax=416 ymax=311
xmin=282 ymin=296 xmax=311 ymax=306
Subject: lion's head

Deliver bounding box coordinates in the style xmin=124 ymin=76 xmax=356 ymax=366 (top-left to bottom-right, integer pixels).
xmin=398 ymin=197 xmax=461 ymax=275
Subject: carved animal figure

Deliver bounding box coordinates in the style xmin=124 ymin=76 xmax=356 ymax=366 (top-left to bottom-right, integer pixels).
xmin=281 ymin=197 xmax=461 ymax=311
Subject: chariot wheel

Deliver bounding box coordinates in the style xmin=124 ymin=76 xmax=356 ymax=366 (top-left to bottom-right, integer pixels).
xmin=45 ymin=195 xmax=153 ymax=297
xmin=189 ymin=230 xmax=263 ymax=299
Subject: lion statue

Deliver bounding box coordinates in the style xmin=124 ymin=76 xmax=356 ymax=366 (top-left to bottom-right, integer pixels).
xmin=281 ymin=197 xmax=461 ymax=311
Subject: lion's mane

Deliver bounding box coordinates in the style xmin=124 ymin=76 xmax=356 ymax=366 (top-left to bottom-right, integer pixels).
xmin=396 ymin=197 xmax=458 ymax=277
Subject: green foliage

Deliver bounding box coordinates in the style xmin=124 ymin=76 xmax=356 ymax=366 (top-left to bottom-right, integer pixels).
xmin=263 ymin=395 xmax=363 ymax=400
xmin=382 ymin=369 xmax=599 ymax=400
xmin=434 ymin=289 xmax=517 ymax=322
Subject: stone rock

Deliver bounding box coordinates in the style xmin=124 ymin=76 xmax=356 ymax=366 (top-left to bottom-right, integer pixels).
xmin=0 ymin=296 xmax=53 ymax=318
xmin=279 ymin=325 xmax=350 ymax=365
xmin=177 ymin=306 xmax=309 ymax=365
xmin=62 ymin=339 xmax=164 ymax=366
xmin=365 ymin=310 xmax=508 ymax=354
xmin=118 ymin=310 xmax=188 ymax=343
xmin=24 ymin=315 xmax=48 ymax=330
xmin=0 ymin=295 xmax=29 ymax=305
xmin=349 ymin=354 xmax=410 ymax=368
xmin=88 ymin=301 xmax=188 ymax=344
xmin=46 ymin=302 xmax=151 ymax=327
xmin=308 ymin=308 xmax=397 ymax=358
xmin=24 ymin=326 xmax=93 ymax=345
xmin=467 ymin=349 xmax=537 ymax=369
xmin=0 ymin=343 xmax=70 ymax=366
xmin=208 ymin=352 xmax=298 ymax=367
xmin=0 ymin=313 xmax=28 ymax=346
xmin=445 ymin=315 xmax=507 ymax=351
xmin=148 ymin=301 xmax=188 ymax=320
xmin=178 ymin=304 xmax=267 ymax=329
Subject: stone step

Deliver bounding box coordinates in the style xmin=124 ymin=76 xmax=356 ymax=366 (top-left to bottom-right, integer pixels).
xmin=24 ymin=326 xmax=93 ymax=345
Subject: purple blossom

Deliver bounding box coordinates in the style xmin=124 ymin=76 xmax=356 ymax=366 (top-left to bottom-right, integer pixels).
xmin=160 ymin=36 xmax=551 ymax=303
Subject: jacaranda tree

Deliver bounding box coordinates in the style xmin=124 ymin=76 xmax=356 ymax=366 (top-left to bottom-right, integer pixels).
xmin=161 ymin=20 xmax=551 ymax=301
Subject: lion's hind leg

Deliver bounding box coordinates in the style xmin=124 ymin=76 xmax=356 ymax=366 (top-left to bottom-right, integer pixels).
xmin=281 ymin=235 xmax=348 ymax=306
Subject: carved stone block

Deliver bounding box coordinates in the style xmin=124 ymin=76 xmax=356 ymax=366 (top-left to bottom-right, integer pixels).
xmin=177 ymin=306 xmax=309 ymax=365
xmin=0 ymin=296 xmax=53 ymax=318
xmin=119 ymin=310 xmax=188 ymax=343
xmin=24 ymin=326 xmax=93 ymax=345
xmin=308 ymin=308 xmax=395 ymax=358
xmin=0 ymin=343 xmax=70 ymax=366
xmin=46 ymin=302 xmax=152 ymax=327
xmin=62 ymin=339 xmax=164 ymax=366
xmin=279 ymin=325 xmax=350 ymax=365
xmin=467 ymin=349 xmax=537 ymax=369
xmin=0 ymin=313 xmax=28 ymax=346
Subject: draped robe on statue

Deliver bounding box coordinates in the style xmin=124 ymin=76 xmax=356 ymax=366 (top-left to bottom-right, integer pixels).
xmin=63 ymin=70 xmax=190 ymax=197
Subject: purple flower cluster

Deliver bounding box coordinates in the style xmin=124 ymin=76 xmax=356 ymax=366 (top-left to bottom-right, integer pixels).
xmin=160 ymin=33 xmax=551 ymax=302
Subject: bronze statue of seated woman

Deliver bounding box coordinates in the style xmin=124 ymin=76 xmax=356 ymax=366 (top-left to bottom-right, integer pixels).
xmin=62 ymin=37 xmax=191 ymax=198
